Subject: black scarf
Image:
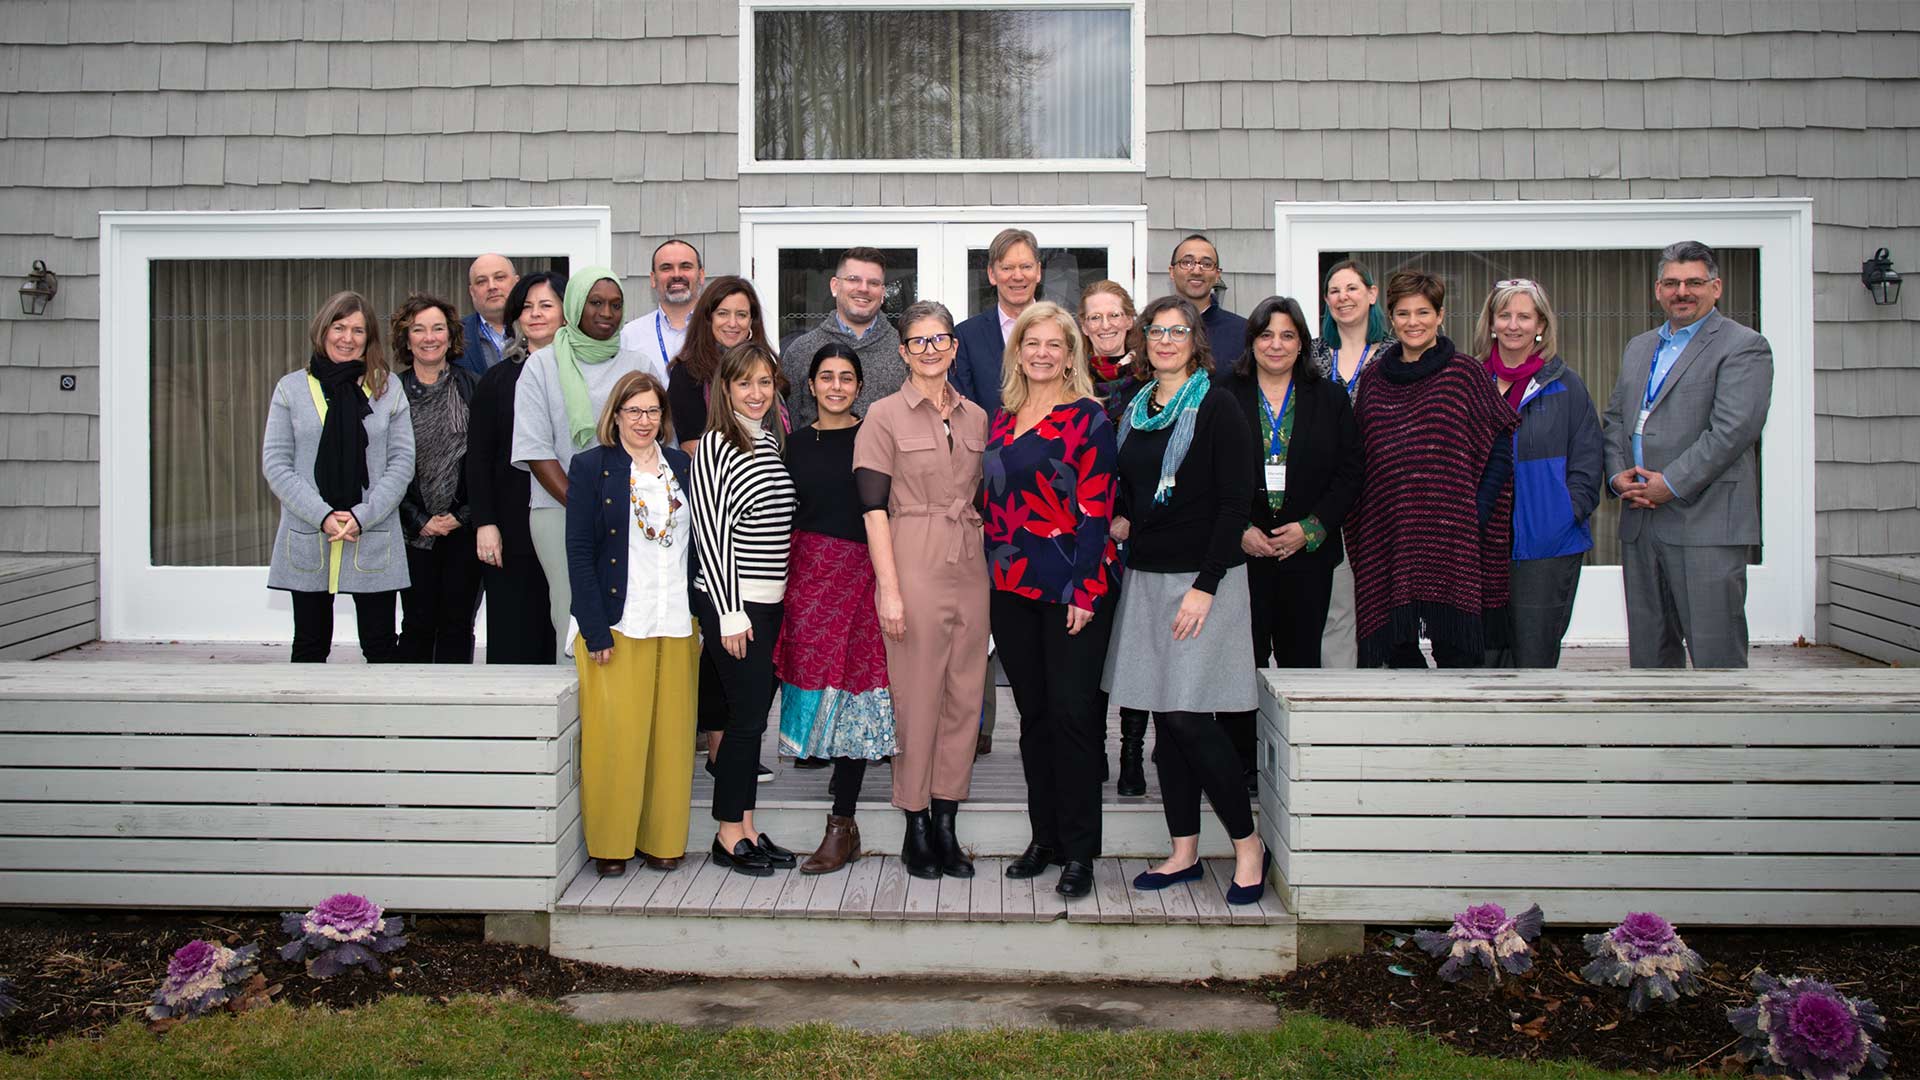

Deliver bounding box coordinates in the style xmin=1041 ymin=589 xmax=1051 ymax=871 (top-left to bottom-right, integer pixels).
xmin=1376 ymin=335 xmax=1457 ymax=385
xmin=309 ymin=354 xmax=371 ymax=511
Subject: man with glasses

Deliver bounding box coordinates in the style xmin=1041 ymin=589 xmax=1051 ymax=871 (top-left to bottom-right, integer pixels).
xmin=1170 ymin=234 xmax=1247 ymax=359
xmin=1602 ymin=240 xmax=1774 ymax=669
xmin=952 ymin=228 xmax=1043 ymax=417
xmin=620 ymin=238 xmax=706 ymax=385
xmin=779 ymin=247 xmax=904 ymax=427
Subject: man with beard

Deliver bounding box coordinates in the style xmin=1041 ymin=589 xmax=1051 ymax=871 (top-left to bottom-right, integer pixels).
xmin=456 ymin=253 xmax=519 ymax=376
xmin=1170 ymin=234 xmax=1246 ymax=359
xmin=620 ymin=238 xmax=706 ymax=385
xmin=777 ymin=247 xmax=905 ymax=428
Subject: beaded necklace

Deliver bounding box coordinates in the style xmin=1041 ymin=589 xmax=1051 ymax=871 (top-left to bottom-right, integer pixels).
xmin=628 ymin=456 xmax=684 ymax=547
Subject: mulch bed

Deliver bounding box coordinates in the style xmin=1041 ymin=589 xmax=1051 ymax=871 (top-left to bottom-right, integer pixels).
xmin=1266 ymin=926 xmax=1920 ymax=1075
xmin=0 ymin=909 xmax=682 ymax=1050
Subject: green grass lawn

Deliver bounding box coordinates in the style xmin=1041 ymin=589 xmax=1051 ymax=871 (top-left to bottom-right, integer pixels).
xmin=2 ymin=995 xmax=1682 ymax=1079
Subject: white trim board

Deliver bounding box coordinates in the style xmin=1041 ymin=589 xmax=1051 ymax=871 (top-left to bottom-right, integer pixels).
xmin=736 ymin=0 xmax=1147 ymax=175
xmin=98 ymin=207 xmax=614 ymax=643
xmin=1273 ymin=198 xmax=1817 ymax=647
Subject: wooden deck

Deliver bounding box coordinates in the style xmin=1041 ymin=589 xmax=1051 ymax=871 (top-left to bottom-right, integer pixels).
xmin=0 ymin=557 xmax=96 ymax=660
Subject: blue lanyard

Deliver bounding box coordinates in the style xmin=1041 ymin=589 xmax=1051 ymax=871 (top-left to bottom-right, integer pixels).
xmin=654 ymin=311 xmax=670 ymax=365
xmin=1331 ymin=344 xmax=1371 ymax=395
xmin=1258 ymin=383 xmax=1293 ymax=458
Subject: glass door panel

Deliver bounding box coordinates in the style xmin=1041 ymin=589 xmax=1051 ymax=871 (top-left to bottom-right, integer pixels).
xmin=748 ymin=222 xmax=938 ymax=352
xmin=772 ymin=246 xmax=921 ymax=343
xmin=942 ymin=221 xmax=1136 ymax=320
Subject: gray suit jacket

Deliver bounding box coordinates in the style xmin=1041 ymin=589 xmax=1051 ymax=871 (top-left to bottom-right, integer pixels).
xmin=262 ymin=368 xmax=416 ymax=593
xmin=1601 ymin=308 xmax=1772 ymax=546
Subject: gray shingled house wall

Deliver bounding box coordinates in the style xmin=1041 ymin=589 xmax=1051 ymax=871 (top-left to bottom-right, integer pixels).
xmin=0 ymin=0 xmax=1915 ymax=640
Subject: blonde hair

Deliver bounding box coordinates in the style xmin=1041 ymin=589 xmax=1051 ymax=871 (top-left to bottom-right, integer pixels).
xmin=1000 ymin=301 xmax=1095 ymax=412
xmin=306 ymin=291 xmax=390 ymax=399
xmin=704 ymin=341 xmax=785 ymax=456
xmin=1472 ymin=279 xmax=1559 ymax=362
xmin=596 ymin=371 xmax=672 ymax=448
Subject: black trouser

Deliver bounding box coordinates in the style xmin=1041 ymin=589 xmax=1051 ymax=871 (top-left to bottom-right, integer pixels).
xmin=1488 ymin=554 xmax=1583 ymax=669
xmin=831 ymin=758 xmax=867 ymax=817
xmin=1154 ymin=710 xmax=1255 ymax=841
xmin=693 ymin=591 xmax=783 ymax=823
xmin=398 ymin=533 xmax=484 ymax=663
xmin=480 ymin=544 xmax=554 ymax=665
xmin=695 ymin=647 xmax=729 ymax=733
xmin=991 ymin=591 xmax=1113 ymax=864
xmin=289 ymin=590 xmax=399 ymax=663
xmin=1248 ymin=557 xmax=1335 ymax=669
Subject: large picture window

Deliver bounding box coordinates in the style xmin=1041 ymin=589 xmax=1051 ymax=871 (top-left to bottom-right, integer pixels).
xmin=746 ymin=4 xmax=1140 ymax=171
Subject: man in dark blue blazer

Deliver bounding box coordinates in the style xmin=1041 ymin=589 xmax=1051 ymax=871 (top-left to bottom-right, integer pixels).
xmin=455 ymin=253 xmax=519 ymax=378
xmin=950 ymin=228 xmax=1042 ymax=418
xmin=1171 ymin=234 xmax=1247 ymax=364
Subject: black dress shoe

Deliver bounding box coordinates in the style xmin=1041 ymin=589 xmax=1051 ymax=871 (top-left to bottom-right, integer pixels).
xmin=1005 ymin=842 xmax=1062 ymax=879
xmin=1055 ymin=860 xmax=1094 ymax=898
xmin=755 ymin=833 xmax=797 ymax=869
xmin=901 ymin=809 xmax=941 ymax=879
xmin=595 ymin=858 xmax=627 ymax=877
xmin=710 ymin=835 xmax=774 ymax=877
xmin=929 ymin=801 xmax=974 ymax=878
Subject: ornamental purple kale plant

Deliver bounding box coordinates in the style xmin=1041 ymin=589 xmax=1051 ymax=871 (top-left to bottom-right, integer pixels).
xmin=1412 ymin=902 xmax=1545 ymax=983
xmin=280 ymin=893 xmax=407 ymax=978
xmin=1728 ymin=972 xmax=1889 ymax=1080
xmin=1581 ymin=912 xmax=1706 ymax=1012
xmin=146 ymin=940 xmax=261 ymax=1023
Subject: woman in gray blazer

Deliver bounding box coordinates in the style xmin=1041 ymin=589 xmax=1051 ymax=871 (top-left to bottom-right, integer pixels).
xmin=263 ymin=291 xmax=416 ymax=662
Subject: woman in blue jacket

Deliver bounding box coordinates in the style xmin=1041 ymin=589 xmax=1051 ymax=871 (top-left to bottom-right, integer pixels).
xmin=565 ymin=371 xmax=698 ymax=878
xmin=1473 ymin=279 xmax=1604 ymax=668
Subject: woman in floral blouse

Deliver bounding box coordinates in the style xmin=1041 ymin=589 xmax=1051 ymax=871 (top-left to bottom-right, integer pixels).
xmin=980 ymin=301 xmax=1120 ymax=900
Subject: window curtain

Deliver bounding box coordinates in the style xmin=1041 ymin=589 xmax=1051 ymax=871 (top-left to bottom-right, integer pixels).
xmin=1341 ymin=249 xmax=1760 ymax=567
xmin=754 ymin=9 xmax=1132 ymax=161
xmin=149 ymin=257 xmax=548 ymax=566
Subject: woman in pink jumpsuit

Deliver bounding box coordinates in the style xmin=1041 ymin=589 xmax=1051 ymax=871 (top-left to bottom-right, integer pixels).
xmin=852 ymin=299 xmax=991 ymax=881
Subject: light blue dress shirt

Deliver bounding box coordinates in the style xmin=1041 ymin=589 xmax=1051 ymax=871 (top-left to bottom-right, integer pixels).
xmin=1633 ymin=309 xmax=1713 ymax=468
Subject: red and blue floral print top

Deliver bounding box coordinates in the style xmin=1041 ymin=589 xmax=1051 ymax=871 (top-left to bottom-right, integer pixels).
xmin=980 ymin=397 xmax=1121 ymax=613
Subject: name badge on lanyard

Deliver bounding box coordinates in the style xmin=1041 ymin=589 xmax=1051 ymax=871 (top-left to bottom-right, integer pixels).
xmin=1259 ymin=383 xmax=1294 ymax=496
xmin=1264 ymin=459 xmax=1288 ymax=493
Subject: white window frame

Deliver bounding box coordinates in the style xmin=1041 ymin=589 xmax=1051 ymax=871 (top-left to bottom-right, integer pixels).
xmin=97 ymin=207 xmax=614 ymax=643
xmin=1275 ymin=198 xmax=1817 ymax=647
xmin=737 ymin=0 xmax=1147 ymax=175
xmin=740 ymin=204 xmax=1149 ymax=350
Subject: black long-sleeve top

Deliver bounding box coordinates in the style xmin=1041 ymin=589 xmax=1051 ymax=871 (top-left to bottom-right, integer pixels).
xmin=1114 ymin=384 xmax=1254 ymax=594
xmin=466 ymin=343 xmax=535 ymax=556
xmin=786 ymin=422 xmax=866 ymax=544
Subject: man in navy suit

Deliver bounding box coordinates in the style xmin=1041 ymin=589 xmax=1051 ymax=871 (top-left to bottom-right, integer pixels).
xmin=455 ymin=253 xmax=518 ymax=377
xmin=950 ymin=228 xmax=1042 ymax=417
xmin=1171 ymin=234 xmax=1246 ymax=361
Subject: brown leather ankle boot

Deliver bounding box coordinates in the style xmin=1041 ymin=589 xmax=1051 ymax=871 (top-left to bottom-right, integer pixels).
xmin=800 ymin=814 xmax=861 ymax=875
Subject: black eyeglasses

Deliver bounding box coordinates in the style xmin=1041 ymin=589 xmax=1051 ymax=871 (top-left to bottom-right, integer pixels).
xmin=904 ymin=333 xmax=956 ymax=354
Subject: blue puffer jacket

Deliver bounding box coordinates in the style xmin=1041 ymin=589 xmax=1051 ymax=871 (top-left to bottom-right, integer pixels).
xmin=1508 ymin=357 xmax=1605 ymax=561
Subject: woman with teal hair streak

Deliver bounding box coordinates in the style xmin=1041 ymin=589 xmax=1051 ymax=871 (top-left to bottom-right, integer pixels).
xmin=511 ymin=267 xmax=657 ymax=661
xmin=1311 ymin=259 xmax=1392 ymax=669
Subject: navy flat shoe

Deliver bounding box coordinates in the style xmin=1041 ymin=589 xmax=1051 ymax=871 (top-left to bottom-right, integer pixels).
xmin=1131 ymin=862 xmax=1205 ymax=891
xmin=1225 ymin=851 xmax=1270 ymax=906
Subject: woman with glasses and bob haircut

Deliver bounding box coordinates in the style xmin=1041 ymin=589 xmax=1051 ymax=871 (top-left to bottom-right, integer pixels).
xmin=1103 ymin=296 xmax=1267 ymax=906
xmin=565 ymin=372 xmax=698 ymax=878
xmin=1473 ymin=278 xmax=1603 ymax=668
xmin=853 ymin=300 xmax=991 ymax=881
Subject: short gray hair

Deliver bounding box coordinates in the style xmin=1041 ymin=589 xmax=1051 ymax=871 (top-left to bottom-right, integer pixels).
xmin=1656 ymin=240 xmax=1720 ymax=282
xmin=897 ymin=299 xmax=954 ymax=335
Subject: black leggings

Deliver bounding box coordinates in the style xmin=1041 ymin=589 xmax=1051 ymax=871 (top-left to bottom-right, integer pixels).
xmin=1153 ymin=710 xmax=1254 ymax=841
xmin=398 ymin=535 xmax=483 ymax=663
xmin=693 ymin=592 xmax=783 ymax=823
xmin=830 ymin=758 xmax=867 ymax=818
xmin=289 ymin=590 xmax=398 ymax=663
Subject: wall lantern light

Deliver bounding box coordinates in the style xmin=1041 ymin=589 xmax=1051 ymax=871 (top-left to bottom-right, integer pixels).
xmin=18 ymin=260 xmax=57 ymax=316
xmin=1861 ymin=247 xmax=1902 ymax=307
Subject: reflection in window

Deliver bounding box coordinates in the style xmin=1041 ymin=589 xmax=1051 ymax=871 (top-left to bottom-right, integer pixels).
xmin=967 ymin=246 xmax=1112 ymax=319
xmin=754 ymin=9 xmax=1132 ymax=162
xmin=1332 ymin=248 xmax=1760 ymax=567
xmin=149 ymin=257 xmax=553 ymax=566
xmin=774 ymin=248 xmax=919 ymax=344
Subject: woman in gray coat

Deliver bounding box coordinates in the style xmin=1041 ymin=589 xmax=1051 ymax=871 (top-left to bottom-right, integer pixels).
xmin=263 ymin=290 xmax=416 ymax=662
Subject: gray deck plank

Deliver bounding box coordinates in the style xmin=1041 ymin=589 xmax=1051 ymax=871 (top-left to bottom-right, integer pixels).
xmin=707 ymin=862 xmax=760 ymax=916
xmin=1157 ymin=875 xmax=1200 ymax=922
xmin=970 ymin=856 xmax=1005 ymax=923
xmin=1092 ymin=857 xmax=1134 ymax=924
xmin=1119 ymin=859 xmax=1168 ymax=925
xmin=610 ymin=866 xmax=668 ymax=912
xmin=1064 ymin=862 xmax=1101 ymax=924
xmin=1187 ymin=860 xmax=1234 ymax=926
xmin=555 ymin=864 xmax=596 ymax=909
xmin=674 ymin=856 xmax=733 ymax=916
xmin=580 ymin=868 xmax=631 ymax=912
xmin=1034 ymin=868 xmax=1069 ymax=923
xmin=835 ymin=856 xmax=883 ymax=919
xmin=870 ymin=857 xmax=909 ymax=921
xmin=1000 ymin=863 xmax=1036 ymax=924
xmin=935 ymin=868 xmax=971 ymax=921
xmin=773 ymin=863 xmax=817 ymax=917
xmin=741 ymin=865 xmax=791 ymax=916
xmin=806 ymin=866 xmax=852 ymax=916
xmin=902 ymin=870 xmax=941 ymax=922
xmin=642 ymin=854 xmax=707 ymax=915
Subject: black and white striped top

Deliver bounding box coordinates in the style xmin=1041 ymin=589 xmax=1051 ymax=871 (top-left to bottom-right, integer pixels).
xmin=690 ymin=423 xmax=797 ymax=637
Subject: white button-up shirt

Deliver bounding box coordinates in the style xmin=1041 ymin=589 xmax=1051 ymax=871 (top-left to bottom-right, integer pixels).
xmin=611 ymin=460 xmax=693 ymax=641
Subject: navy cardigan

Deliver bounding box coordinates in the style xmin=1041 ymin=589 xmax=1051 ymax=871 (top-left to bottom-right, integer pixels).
xmin=564 ymin=442 xmax=696 ymax=653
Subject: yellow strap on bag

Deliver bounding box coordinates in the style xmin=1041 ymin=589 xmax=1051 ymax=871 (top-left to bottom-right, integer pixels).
xmin=306 ymin=375 xmax=371 ymax=595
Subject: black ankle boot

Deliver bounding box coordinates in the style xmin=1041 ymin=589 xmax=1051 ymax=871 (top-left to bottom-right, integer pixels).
xmin=929 ymin=798 xmax=974 ymax=878
xmin=1117 ymin=709 xmax=1148 ymax=797
xmin=901 ymin=808 xmax=941 ymax=879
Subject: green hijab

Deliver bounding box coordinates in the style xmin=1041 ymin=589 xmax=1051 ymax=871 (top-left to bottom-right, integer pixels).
xmin=554 ymin=268 xmax=624 ymax=450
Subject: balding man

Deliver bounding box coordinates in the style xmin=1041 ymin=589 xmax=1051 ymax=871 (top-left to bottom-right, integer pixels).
xmin=456 ymin=253 xmax=519 ymax=377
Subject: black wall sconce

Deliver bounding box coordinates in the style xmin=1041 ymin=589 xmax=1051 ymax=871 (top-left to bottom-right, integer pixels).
xmin=18 ymin=260 xmax=56 ymax=316
xmin=1861 ymin=247 xmax=1902 ymax=307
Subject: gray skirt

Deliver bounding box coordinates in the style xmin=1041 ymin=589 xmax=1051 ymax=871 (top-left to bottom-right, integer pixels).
xmin=1101 ymin=565 xmax=1258 ymax=713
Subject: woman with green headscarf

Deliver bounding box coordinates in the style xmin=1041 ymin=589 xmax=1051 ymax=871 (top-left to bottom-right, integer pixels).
xmin=512 ymin=268 xmax=654 ymax=659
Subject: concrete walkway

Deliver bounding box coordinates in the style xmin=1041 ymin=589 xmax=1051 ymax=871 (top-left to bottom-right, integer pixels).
xmin=561 ymin=979 xmax=1280 ymax=1035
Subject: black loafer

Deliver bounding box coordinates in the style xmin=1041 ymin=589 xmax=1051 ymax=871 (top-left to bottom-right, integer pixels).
xmin=1005 ymin=842 xmax=1062 ymax=880
xmin=710 ymin=835 xmax=774 ymax=877
xmin=1055 ymin=860 xmax=1094 ymax=898
xmin=755 ymin=833 xmax=797 ymax=869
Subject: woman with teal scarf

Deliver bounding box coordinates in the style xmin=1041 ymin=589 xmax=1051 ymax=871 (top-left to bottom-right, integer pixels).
xmin=1100 ymin=296 xmax=1269 ymax=908
xmin=511 ymin=268 xmax=655 ymax=659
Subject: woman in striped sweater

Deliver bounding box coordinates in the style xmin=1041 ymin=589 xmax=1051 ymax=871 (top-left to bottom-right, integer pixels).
xmin=690 ymin=340 xmax=800 ymax=877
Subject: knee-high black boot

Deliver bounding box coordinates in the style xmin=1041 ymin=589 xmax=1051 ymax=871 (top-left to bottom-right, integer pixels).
xmin=1117 ymin=708 xmax=1148 ymax=797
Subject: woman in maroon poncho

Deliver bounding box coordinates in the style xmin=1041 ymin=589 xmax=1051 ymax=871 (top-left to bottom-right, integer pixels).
xmin=1345 ymin=271 xmax=1519 ymax=668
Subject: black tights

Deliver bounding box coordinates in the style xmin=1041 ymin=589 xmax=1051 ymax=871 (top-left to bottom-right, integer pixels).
xmin=1153 ymin=710 xmax=1254 ymax=840
xmin=830 ymin=757 xmax=867 ymax=818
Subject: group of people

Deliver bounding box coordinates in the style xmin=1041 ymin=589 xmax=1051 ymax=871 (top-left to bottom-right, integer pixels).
xmin=262 ymin=232 xmax=1773 ymax=906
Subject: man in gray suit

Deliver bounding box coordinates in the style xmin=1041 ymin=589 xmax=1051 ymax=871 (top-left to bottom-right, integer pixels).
xmin=1602 ymin=240 xmax=1774 ymax=668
